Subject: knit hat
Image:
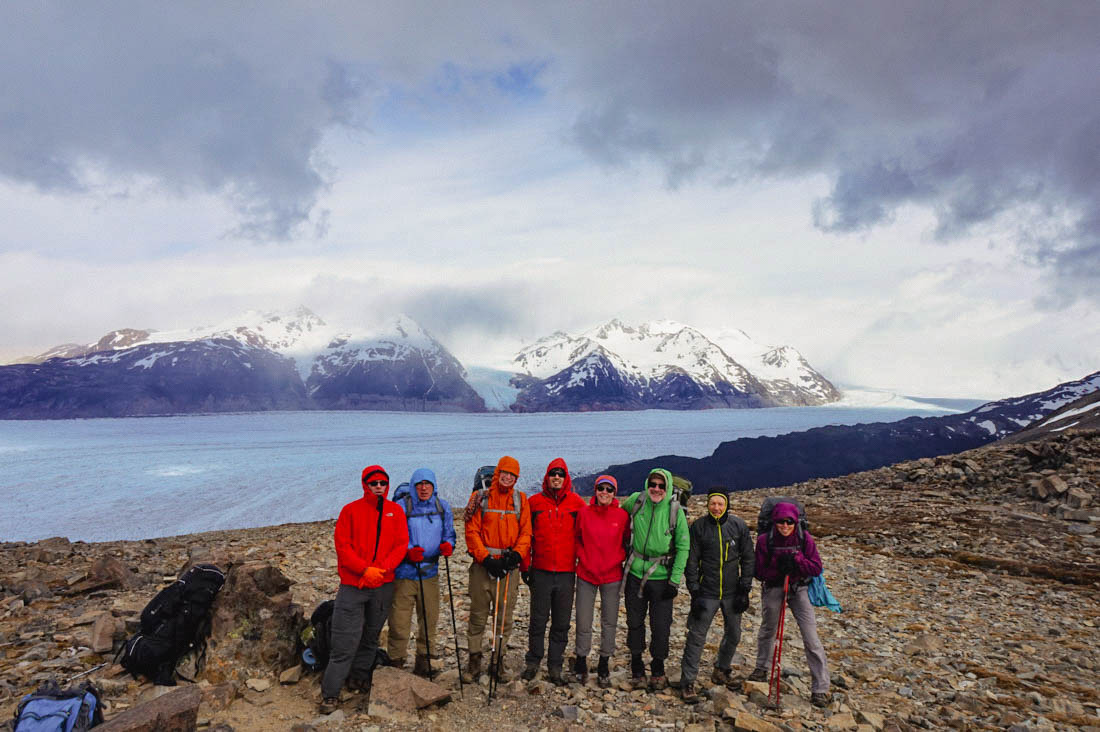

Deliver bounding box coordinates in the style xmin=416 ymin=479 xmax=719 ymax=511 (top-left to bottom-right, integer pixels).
xmin=707 ymin=490 xmax=729 ymax=513
xmin=496 ymin=455 xmax=520 ymax=477
xmin=594 ymin=474 xmax=618 ymax=492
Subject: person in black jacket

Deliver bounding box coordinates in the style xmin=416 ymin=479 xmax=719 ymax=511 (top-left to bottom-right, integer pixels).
xmin=679 ymin=490 xmax=754 ymax=703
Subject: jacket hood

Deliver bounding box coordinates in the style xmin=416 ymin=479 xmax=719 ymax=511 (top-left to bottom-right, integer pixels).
xmin=491 ymin=455 xmax=520 ymax=494
xmin=645 ymin=468 xmax=674 ymax=508
xmin=707 ymin=491 xmax=729 ymax=520
xmin=771 ymin=502 xmax=800 ymax=523
xmin=361 ymin=464 xmax=390 ymax=499
xmin=590 ymin=474 xmax=619 ymax=507
xmin=409 ymin=467 xmax=437 ymax=497
xmin=541 ymin=457 xmax=574 ymax=497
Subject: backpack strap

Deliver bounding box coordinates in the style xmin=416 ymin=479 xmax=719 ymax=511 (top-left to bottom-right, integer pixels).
xmin=478 ymin=489 xmax=523 ymax=554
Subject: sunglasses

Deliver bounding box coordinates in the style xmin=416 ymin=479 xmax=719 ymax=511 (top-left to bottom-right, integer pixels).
xmin=365 ymin=480 xmax=389 ymax=488
xmin=647 ymin=481 xmax=666 ymax=490
xmin=547 ymin=469 xmax=566 ymax=478
xmin=594 ymin=484 xmax=615 ymax=493
xmin=775 ymin=518 xmax=796 ymax=526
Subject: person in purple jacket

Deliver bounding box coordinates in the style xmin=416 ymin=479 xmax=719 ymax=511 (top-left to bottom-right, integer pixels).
xmin=747 ymin=502 xmax=831 ymax=708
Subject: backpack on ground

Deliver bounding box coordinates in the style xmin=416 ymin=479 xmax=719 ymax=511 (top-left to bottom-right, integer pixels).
xmin=12 ymin=679 xmax=102 ymax=732
xmin=117 ymin=564 xmax=225 ymax=685
xmin=300 ymin=599 xmax=334 ymax=672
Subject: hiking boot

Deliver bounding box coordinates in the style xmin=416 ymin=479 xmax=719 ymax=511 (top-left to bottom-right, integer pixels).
xmin=460 ymin=652 xmax=482 ymax=684
xmin=318 ymin=697 xmax=340 ymax=715
xmin=521 ymin=661 xmax=539 ymax=682
xmin=547 ymin=666 xmax=567 ymax=686
xmin=492 ymin=656 xmax=512 ymax=683
xmin=681 ymin=682 xmax=701 ymax=704
xmin=631 ymin=672 xmax=648 ymax=690
xmin=711 ymin=667 xmax=733 ymax=686
xmin=648 ymin=675 xmax=668 ymax=692
xmin=747 ymin=668 xmax=768 ymax=682
xmin=811 ymin=692 xmax=830 ymax=708
xmin=413 ymin=653 xmax=433 ymax=679
xmin=573 ymin=656 xmax=588 ymax=685
xmin=388 ymin=656 xmax=406 ymax=669
xmin=346 ymin=677 xmax=368 ymax=692
xmin=597 ymin=655 xmax=611 ymax=688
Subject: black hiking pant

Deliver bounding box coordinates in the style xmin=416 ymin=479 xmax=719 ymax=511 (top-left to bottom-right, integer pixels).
xmin=525 ymin=569 xmax=576 ymax=670
xmin=624 ymin=573 xmax=673 ymax=667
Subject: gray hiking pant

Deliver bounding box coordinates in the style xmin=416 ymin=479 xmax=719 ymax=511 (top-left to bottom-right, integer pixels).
xmin=680 ymin=595 xmax=743 ymax=686
xmin=574 ymin=577 xmax=620 ymax=659
xmin=321 ymin=582 xmax=394 ymax=699
xmin=754 ymin=583 xmax=830 ymax=693
xmin=525 ymin=569 xmax=576 ymax=669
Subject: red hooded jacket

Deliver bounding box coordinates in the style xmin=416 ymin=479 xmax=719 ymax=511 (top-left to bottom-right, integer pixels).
xmin=334 ymin=465 xmax=410 ymax=586
xmin=526 ymin=458 xmax=587 ymax=573
xmin=575 ymin=475 xmax=630 ymax=585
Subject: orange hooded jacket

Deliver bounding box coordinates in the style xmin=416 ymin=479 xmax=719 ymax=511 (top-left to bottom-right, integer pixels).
xmin=464 ymin=455 xmax=532 ymax=563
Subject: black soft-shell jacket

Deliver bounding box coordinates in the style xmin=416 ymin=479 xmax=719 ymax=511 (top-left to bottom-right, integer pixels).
xmin=685 ymin=512 xmax=754 ymax=600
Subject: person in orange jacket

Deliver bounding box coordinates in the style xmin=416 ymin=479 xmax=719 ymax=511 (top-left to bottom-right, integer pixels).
xmin=319 ymin=465 xmax=409 ymax=715
xmin=462 ymin=455 xmax=532 ymax=683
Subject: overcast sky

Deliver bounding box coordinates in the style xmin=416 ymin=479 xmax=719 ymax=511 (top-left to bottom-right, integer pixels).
xmin=1 ymin=2 xmax=1097 ymax=399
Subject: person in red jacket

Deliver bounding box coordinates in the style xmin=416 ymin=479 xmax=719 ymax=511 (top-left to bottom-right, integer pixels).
xmin=573 ymin=474 xmax=630 ymax=687
xmin=521 ymin=458 xmax=587 ymax=685
xmin=319 ymin=465 xmax=409 ymax=715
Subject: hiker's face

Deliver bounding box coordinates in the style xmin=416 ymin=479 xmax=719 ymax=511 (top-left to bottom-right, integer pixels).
xmin=498 ymin=471 xmax=517 ymax=489
xmin=547 ymin=473 xmax=565 ymax=491
xmin=594 ymin=481 xmax=615 ymax=506
xmin=647 ymin=475 xmax=667 ymax=502
xmin=415 ymin=480 xmax=434 ymax=500
xmin=364 ymin=478 xmax=388 ymax=497
xmin=776 ymin=518 xmax=796 ymax=537
xmin=708 ymin=496 xmax=726 ymax=518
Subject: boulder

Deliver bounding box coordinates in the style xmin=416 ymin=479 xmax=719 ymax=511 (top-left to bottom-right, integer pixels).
xmin=98 ymin=685 xmax=201 ymax=732
xmin=90 ymin=613 xmax=122 ymax=654
xmin=368 ymin=666 xmax=452 ymax=712
xmin=90 ymin=556 xmax=141 ymax=590
xmin=30 ymin=537 xmax=73 ymax=563
xmin=1065 ymin=486 xmax=1092 ymax=509
xmin=207 ymin=562 xmax=303 ymax=673
xmin=732 ymin=712 xmax=783 ymax=732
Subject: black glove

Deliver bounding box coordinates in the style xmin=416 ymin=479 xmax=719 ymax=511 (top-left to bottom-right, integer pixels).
xmin=662 ymin=582 xmax=679 ymax=600
xmin=503 ymin=549 xmax=523 ymax=570
xmin=689 ymin=596 xmax=706 ymax=619
xmin=733 ymin=587 xmax=750 ymax=614
xmin=521 ymin=570 xmax=532 ymax=585
xmin=777 ymin=553 xmax=797 ymax=576
xmin=483 ymin=555 xmax=507 ymax=579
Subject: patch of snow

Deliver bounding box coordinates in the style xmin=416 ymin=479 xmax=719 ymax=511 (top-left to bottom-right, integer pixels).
xmin=977 ymin=420 xmax=998 ymax=434
xmin=1051 ymin=421 xmax=1079 ymax=432
xmin=464 ymin=367 xmax=521 ymax=411
xmin=833 ymin=388 xmax=959 ymax=411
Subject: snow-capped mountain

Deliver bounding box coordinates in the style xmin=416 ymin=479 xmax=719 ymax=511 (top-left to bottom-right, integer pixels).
xmin=1 ymin=308 xmax=485 ymax=418
xmin=510 ymin=319 xmax=839 ymax=411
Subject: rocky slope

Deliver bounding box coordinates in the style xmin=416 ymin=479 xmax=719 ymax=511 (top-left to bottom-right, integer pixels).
xmin=511 ymin=320 xmax=839 ymax=412
xmin=1 ymin=308 xmax=486 ymax=418
xmin=579 ymin=370 xmax=1100 ymax=494
xmin=2 ymin=431 xmax=1098 ymax=731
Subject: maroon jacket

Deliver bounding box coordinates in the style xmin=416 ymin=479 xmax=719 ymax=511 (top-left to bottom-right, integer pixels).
xmin=575 ymin=487 xmax=630 ymax=586
xmin=754 ymin=501 xmax=822 ymax=586
xmin=526 ymin=458 xmax=587 ymax=573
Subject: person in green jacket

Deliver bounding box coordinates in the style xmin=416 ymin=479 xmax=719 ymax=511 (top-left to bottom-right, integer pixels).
xmin=619 ymin=468 xmax=690 ymax=691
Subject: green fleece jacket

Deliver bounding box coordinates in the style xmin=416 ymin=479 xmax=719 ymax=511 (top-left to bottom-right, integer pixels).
xmin=620 ymin=468 xmax=690 ymax=585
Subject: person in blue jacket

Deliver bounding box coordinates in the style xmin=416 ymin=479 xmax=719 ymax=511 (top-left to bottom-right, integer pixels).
xmin=386 ymin=468 xmax=456 ymax=677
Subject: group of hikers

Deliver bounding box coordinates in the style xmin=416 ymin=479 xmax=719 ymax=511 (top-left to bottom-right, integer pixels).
xmin=319 ymin=456 xmax=832 ymax=715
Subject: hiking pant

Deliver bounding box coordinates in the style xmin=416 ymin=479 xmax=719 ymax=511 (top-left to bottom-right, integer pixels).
xmin=624 ymin=574 xmax=674 ymax=664
xmin=574 ymin=577 xmax=620 ymax=659
xmin=525 ymin=569 xmax=576 ymax=669
xmin=754 ymin=583 xmax=830 ymax=694
xmin=386 ymin=575 xmax=440 ymax=661
xmin=680 ymin=595 xmax=743 ymax=686
xmin=321 ymin=582 xmax=394 ymax=699
xmin=467 ymin=562 xmax=520 ymax=655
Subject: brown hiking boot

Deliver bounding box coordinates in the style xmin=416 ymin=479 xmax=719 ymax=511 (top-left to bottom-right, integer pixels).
xmin=461 ymin=652 xmax=482 ymax=683
xmin=711 ymin=667 xmax=732 ymax=686
xmin=648 ymin=675 xmax=668 ymax=692
xmin=747 ymin=668 xmax=768 ymax=682
xmin=413 ymin=653 xmax=433 ymax=678
xmin=681 ymin=682 xmax=701 ymax=704
xmin=388 ymin=656 xmax=406 ymax=670
xmin=318 ymin=697 xmax=340 ymax=715
xmin=811 ymin=692 xmax=830 ymax=708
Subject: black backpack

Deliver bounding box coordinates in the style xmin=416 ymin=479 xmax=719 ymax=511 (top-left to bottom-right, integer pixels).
xmin=301 ymin=599 xmax=335 ymax=672
xmin=11 ymin=679 xmax=102 ymax=732
xmin=118 ymin=564 xmax=225 ymax=685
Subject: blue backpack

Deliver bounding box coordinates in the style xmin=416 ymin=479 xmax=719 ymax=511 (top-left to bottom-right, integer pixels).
xmin=12 ymin=680 xmax=102 ymax=732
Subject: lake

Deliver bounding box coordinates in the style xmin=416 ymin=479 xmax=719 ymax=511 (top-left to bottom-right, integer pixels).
xmin=0 ymin=404 xmax=952 ymax=542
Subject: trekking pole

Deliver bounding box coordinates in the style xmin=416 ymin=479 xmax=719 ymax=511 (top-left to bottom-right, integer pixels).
xmin=444 ymin=555 xmax=464 ymax=698
xmin=487 ymin=575 xmax=502 ymax=703
xmin=768 ymin=575 xmax=790 ymax=709
xmin=65 ymin=662 xmax=108 ymax=684
xmin=490 ymin=570 xmax=511 ymax=700
xmin=415 ymin=561 xmax=433 ymax=680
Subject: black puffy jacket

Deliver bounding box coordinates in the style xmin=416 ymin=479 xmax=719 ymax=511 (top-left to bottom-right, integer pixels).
xmin=684 ymin=512 xmax=754 ymax=600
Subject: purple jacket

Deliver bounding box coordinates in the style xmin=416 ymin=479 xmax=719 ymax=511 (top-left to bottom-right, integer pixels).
xmin=754 ymin=502 xmax=823 ymax=585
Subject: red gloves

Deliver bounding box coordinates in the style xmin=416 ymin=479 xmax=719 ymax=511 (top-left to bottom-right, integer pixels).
xmin=358 ymin=566 xmax=385 ymax=589
xmin=439 ymin=541 xmax=453 ymax=557
xmin=407 ymin=546 xmax=425 ymax=563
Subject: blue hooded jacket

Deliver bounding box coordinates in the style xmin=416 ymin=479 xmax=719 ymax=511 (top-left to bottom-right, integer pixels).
xmin=394 ymin=468 xmax=456 ymax=581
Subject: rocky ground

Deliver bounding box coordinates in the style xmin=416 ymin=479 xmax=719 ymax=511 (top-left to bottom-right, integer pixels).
xmin=2 ymin=430 xmax=1098 ymax=731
